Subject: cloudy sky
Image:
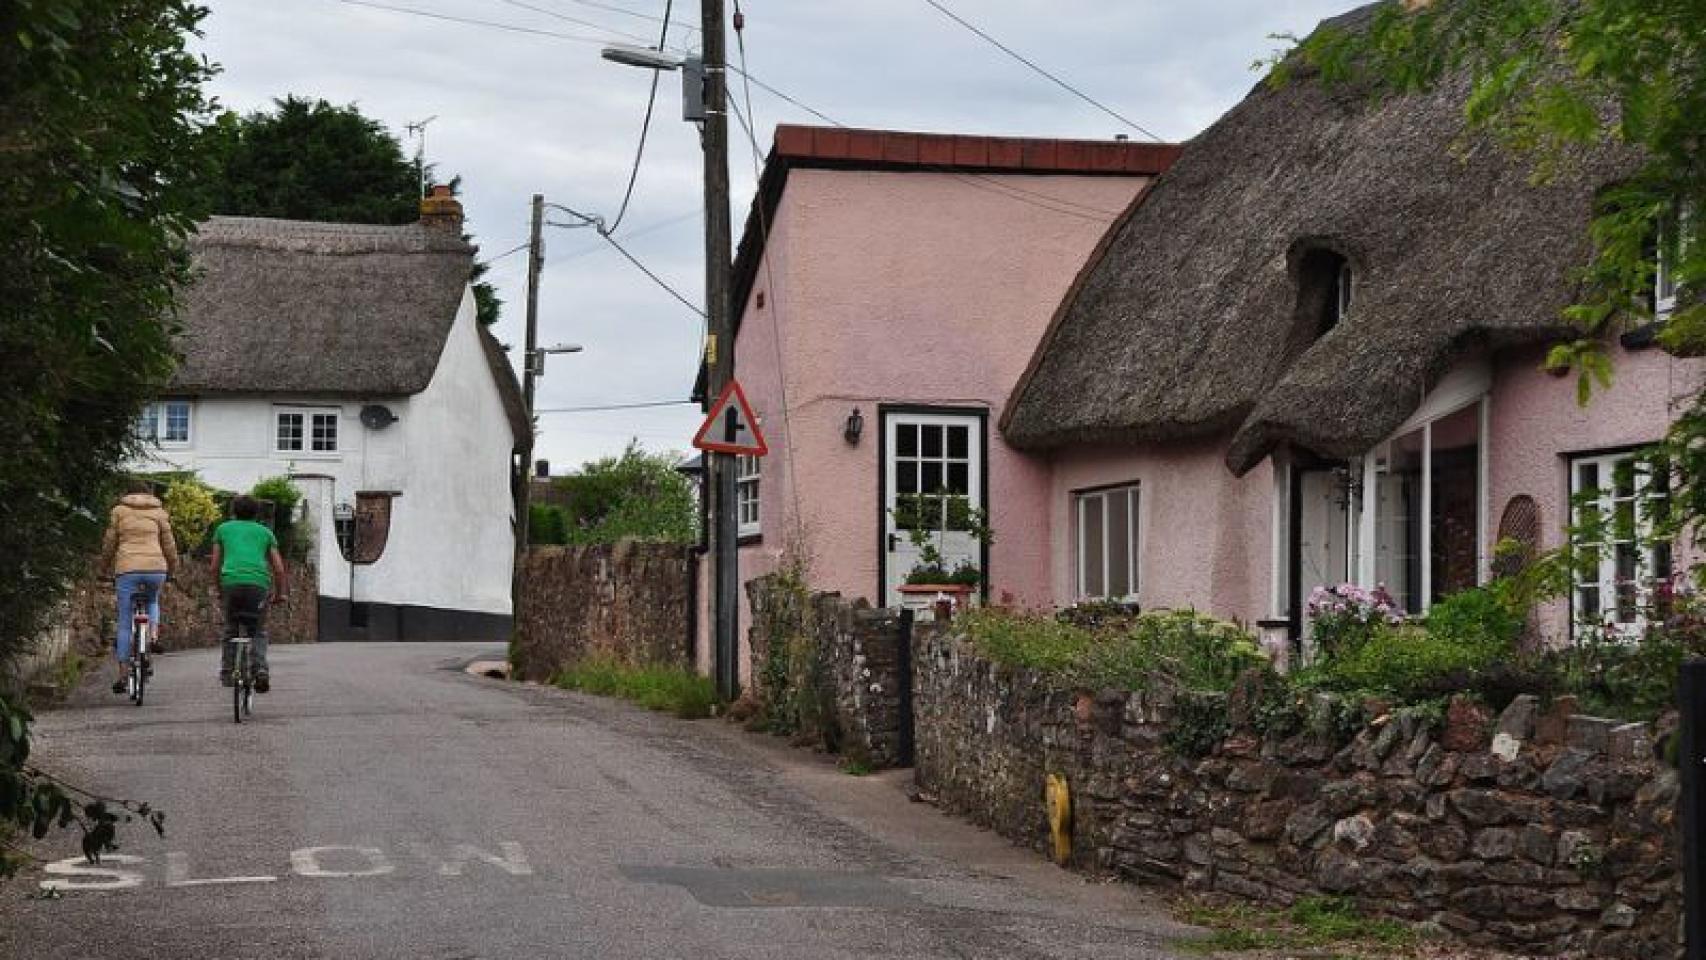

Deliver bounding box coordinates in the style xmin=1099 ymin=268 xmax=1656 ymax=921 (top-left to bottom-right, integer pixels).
xmin=197 ymin=0 xmax=1352 ymax=472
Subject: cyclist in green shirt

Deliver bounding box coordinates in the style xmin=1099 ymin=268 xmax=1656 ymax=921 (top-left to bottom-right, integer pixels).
xmin=209 ymin=496 xmax=287 ymax=692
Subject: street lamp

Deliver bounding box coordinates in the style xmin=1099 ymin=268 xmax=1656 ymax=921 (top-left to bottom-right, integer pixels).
xmin=526 ymin=342 xmax=584 ymax=378
xmin=601 ymin=6 xmax=738 ymax=700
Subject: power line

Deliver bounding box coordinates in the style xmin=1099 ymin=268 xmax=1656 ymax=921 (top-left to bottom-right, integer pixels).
xmin=914 ymin=0 xmax=1163 ymax=142
xmin=535 ymin=399 xmax=695 ymax=413
xmin=604 ymin=0 xmax=676 ymax=235
xmin=549 ymin=0 xmax=697 ymax=33
xmin=478 ymin=241 xmax=531 ymax=267
xmin=558 ymin=207 xmax=699 ymax=260
xmin=335 ymin=0 xmax=630 ymax=44
xmin=545 ymin=207 xmax=706 ymax=321
xmin=493 ymin=0 xmax=656 ymax=44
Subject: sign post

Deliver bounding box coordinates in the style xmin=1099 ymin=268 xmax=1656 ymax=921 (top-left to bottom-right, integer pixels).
xmin=1683 ymin=659 xmax=1706 ymax=960
xmin=693 ymin=379 xmax=768 ymax=701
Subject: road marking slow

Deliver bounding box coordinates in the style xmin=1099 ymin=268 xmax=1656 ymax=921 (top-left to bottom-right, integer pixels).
xmin=35 ymin=841 xmax=533 ymax=893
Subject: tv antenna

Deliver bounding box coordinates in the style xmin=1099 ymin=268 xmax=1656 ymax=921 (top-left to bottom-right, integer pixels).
xmin=404 ymin=115 xmax=438 ymax=197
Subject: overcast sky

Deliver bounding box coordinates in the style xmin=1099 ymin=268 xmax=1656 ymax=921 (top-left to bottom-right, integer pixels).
xmin=198 ymin=0 xmax=1352 ymax=472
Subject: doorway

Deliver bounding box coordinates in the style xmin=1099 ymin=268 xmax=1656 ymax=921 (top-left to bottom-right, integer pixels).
xmin=879 ymin=408 xmax=987 ymax=607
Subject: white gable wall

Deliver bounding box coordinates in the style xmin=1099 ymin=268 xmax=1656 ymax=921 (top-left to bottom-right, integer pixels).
xmin=128 ymin=287 xmax=515 ymax=632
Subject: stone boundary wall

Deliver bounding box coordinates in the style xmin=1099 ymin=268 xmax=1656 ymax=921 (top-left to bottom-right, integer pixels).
xmin=67 ymin=559 xmax=318 ymax=659
xmin=512 ymin=543 xmax=694 ymax=682
xmin=912 ymin=629 xmax=1682 ymax=959
xmin=746 ymin=575 xmax=917 ymax=768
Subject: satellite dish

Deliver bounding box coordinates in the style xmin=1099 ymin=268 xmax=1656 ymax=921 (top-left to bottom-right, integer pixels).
xmin=360 ymin=405 xmax=397 ymax=430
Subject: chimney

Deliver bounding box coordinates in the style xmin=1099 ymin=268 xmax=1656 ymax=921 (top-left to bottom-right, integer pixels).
xmin=419 ymin=183 xmax=463 ymax=233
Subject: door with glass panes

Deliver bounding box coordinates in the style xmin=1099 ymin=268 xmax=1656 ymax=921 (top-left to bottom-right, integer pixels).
xmin=883 ymin=411 xmax=984 ymax=606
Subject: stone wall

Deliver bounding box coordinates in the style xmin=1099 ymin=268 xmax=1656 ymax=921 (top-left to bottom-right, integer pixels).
xmin=746 ymin=575 xmax=917 ymax=769
xmin=913 ymin=629 xmax=1682 ymax=959
xmin=511 ymin=543 xmax=695 ymax=681
xmin=67 ymin=558 xmax=318 ymax=661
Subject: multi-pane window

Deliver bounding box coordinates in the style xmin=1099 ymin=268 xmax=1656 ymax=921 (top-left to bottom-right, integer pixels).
xmin=276 ymin=408 xmax=339 ymax=454
xmin=736 ymin=455 xmax=761 ymax=538
xmin=1572 ymin=452 xmax=1672 ymax=639
xmin=1075 ymin=484 xmax=1139 ymax=600
xmin=892 ymin=421 xmax=973 ymax=533
xmin=135 ymin=400 xmax=192 ymax=445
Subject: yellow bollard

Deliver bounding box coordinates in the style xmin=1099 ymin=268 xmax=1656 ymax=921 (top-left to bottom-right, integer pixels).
xmin=1044 ymin=773 xmax=1072 ymax=866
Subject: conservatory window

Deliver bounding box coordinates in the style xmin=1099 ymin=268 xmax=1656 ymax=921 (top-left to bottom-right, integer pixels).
xmin=1367 ymin=399 xmax=1485 ymax=615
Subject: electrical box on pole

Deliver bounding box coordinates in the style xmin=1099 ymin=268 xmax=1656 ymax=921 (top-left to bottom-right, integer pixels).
xmin=682 ymin=58 xmax=706 ymax=123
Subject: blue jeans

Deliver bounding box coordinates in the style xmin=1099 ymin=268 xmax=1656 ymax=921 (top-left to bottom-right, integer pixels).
xmin=116 ymin=572 xmax=167 ymax=664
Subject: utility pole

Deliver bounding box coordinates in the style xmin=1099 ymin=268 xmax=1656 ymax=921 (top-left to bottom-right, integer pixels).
xmin=701 ymin=0 xmax=739 ymax=701
xmin=516 ymin=194 xmax=545 ymax=560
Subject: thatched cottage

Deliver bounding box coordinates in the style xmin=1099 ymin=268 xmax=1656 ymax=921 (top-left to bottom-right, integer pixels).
xmin=129 ymin=188 xmax=526 ymax=642
xmin=1002 ymin=4 xmax=1698 ymax=650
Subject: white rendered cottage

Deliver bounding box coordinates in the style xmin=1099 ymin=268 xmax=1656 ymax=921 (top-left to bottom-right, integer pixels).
xmin=128 ymin=189 xmax=525 ymax=642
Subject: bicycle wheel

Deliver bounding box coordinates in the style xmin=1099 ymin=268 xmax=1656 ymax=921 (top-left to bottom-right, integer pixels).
xmin=131 ymin=624 xmax=147 ymax=707
xmin=232 ymin=661 xmax=243 ymax=723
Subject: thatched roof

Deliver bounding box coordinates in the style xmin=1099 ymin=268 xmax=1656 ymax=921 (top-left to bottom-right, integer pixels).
xmin=1003 ymin=3 xmax=1635 ymax=474
xmin=172 ymin=216 xmax=475 ymax=396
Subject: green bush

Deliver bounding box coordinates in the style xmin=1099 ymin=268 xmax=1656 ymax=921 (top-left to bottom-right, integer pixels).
xmin=529 ymin=504 xmax=569 ymax=545
xmin=551 ymin=657 xmax=719 ymax=719
xmin=1424 ymin=584 xmax=1524 ymax=651
xmin=961 ymin=607 xmax=1261 ymax=695
xmin=1305 ymin=621 xmax=1508 ymax=702
xmin=160 ymin=477 xmax=221 ymax=551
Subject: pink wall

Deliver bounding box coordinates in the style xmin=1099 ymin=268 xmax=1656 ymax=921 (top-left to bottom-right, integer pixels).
xmin=1488 ymin=341 xmax=1704 ymax=642
xmin=1047 ymin=440 xmax=1276 ymax=623
xmin=709 ymin=168 xmax=1150 ymax=685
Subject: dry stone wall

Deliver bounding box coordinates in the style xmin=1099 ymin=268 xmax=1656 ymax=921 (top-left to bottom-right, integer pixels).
xmin=511 ymin=543 xmax=694 ymax=681
xmin=65 ymin=558 xmax=317 ymax=660
xmin=746 ymin=576 xmax=918 ymax=769
xmin=913 ymin=629 xmax=1682 ymax=959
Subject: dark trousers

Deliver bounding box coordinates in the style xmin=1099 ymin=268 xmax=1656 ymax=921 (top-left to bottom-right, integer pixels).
xmin=219 ymin=585 xmax=270 ymax=678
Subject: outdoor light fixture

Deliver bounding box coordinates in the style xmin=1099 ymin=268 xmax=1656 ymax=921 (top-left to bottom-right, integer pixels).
xmin=844 ymin=407 xmax=864 ymax=445
xmin=601 ymin=45 xmax=707 ymax=123
xmin=526 ymin=342 xmax=584 ymax=378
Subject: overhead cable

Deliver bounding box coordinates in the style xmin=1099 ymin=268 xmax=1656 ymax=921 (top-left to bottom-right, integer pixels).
xmin=915 ymin=0 xmax=1163 ymax=142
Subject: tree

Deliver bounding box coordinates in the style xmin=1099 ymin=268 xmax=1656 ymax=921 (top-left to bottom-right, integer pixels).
xmin=551 ymin=444 xmax=699 ymax=546
xmin=1275 ymin=0 xmax=1705 ymax=560
xmin=203 ymin=97 xmax=504 ymax=325
xmin=1 ymin=0 xmax=211 ymax=867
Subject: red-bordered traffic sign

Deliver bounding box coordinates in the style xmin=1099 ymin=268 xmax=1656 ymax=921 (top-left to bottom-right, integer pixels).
xmin=692 ymin=379 xmax=769 ymax=456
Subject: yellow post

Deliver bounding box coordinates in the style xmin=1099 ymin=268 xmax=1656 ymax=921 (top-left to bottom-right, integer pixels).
xmin=1045 ymin=773 xmax=1072 ymax=866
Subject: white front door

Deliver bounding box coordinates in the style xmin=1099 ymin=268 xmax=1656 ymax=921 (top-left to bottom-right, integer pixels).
xmin=883 ymin=412 xmax=984 ymax=606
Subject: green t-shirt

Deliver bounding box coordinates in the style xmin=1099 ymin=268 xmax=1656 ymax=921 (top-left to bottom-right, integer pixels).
xmin=214 ymin=520 xmax=277 ymax=588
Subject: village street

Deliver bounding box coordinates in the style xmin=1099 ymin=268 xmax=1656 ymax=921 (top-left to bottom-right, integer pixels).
xmin=0 ymin=643 xmax=1195 ymax=960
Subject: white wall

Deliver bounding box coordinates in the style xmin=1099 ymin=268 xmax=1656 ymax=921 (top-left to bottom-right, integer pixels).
xmin=129 ymin=288 xmax=515 ymax=619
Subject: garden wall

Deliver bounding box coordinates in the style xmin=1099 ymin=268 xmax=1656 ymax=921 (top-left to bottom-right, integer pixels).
xmin=66 ymin=558 xmax=318 ymax=660
xmin=745 ymin=575 xmax=921 ymax=768
xmin=511 ymin=543 xmax=695 ymax=681
xmin=913 ymin=629 xmax=1682 ymax=959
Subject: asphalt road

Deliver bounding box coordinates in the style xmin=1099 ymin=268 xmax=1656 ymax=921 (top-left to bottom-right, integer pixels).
xmin=0 ymin=643 xmax=1195 ymax=959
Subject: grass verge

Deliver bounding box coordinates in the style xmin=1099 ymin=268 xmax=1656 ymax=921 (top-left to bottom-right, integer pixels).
xmin=551 ymin=657 xmax=719 ymax=720
xmin=1176 ymin=895 xmax=1415 ymax=957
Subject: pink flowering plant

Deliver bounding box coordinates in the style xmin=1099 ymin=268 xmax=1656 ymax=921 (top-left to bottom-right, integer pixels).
xmin=1306 ymin=583 xmax=1405 ymax=659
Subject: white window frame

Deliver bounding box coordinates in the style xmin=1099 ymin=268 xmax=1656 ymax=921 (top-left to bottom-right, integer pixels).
xmin=135 ymin=400 xmax=193 ymax=447
xmin=1657 ymin=205 xmax=1693 ymax=319
xmin=275 ymin=406 xmax=341 ymax=457
xmin=1570 ymin=451 xmax=1671 ymax=641
xmin=1074 ymin=484 xmax=1140 ymax=602
xmin=735 ymin=454 xmax=761 ymax=539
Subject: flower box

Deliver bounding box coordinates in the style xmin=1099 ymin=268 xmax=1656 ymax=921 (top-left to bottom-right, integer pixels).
xmin=897 ymin=583 xmax=976 ymax=622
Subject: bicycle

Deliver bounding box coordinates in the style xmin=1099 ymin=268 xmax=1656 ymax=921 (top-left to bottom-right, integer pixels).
xmin=126 ymin=594 xmax=153 ymax=707
xmin=228 ymin=637 xmax=255 ymax=723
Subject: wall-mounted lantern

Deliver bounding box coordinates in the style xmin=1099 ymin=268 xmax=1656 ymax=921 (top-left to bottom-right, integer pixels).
xmin=844 ymin=407 xmax=864 ymax=445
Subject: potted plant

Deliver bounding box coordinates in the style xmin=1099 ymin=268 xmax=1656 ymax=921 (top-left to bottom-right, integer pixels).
xmin=893 ymin=496 xmax=992 ymax=619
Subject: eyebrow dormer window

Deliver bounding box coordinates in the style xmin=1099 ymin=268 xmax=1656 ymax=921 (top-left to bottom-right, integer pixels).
xmin=1296 ymin=247 xmax=1353 ymax=338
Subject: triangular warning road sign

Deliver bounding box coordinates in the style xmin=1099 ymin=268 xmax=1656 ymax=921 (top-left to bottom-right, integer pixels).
xmin=693 ymin=379 xmax=769 ymax=456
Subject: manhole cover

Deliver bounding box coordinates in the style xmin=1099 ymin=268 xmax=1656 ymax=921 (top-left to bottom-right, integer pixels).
xmin=620 ymin=866 xmax=915 ymax=909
